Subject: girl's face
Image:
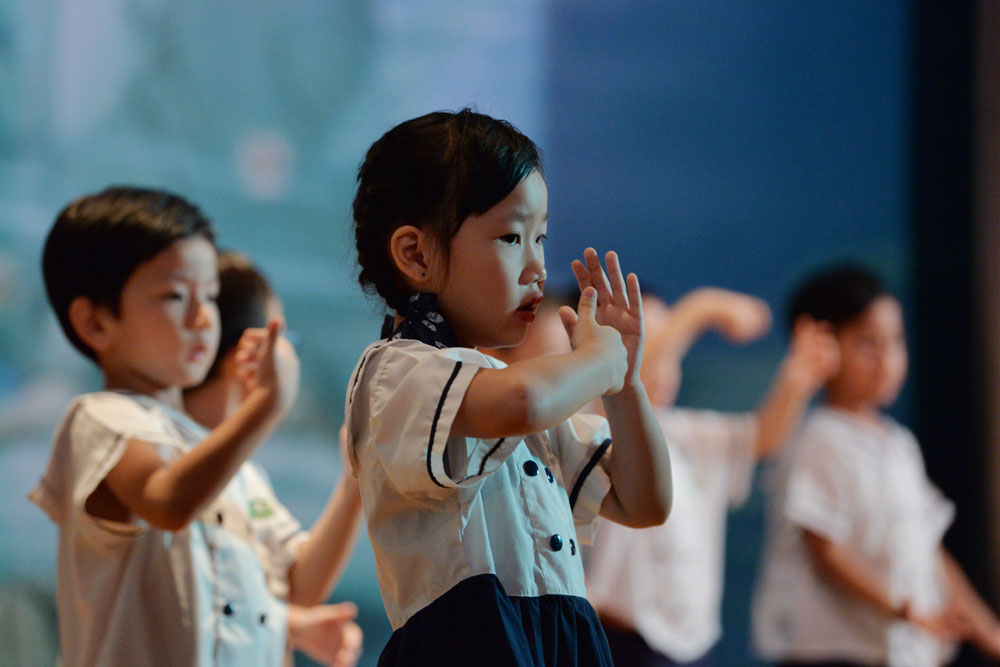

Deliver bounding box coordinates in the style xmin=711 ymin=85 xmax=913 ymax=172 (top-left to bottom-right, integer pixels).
xmin=826 ymin=295 xmax=907 ymax=410
xmin=434 ymin=169 xmax=548 ymax=348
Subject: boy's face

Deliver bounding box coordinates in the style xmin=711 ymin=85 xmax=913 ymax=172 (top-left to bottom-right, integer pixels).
xmin=433 ymin=169 xmax=548 ymax=348
xmin=827 ymin=295 xmax=907 ymax=409
xmin=99 ymin=237 xmax=220 ymax=394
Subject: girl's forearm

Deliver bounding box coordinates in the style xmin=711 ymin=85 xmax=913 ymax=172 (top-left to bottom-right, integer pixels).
xmin=287 ymin=475 xmax=364 ymax=607
xmin=454 ymin=343 xmax=620 ymax=438
xmin=599 ymin=382 xmax=672 ymax=527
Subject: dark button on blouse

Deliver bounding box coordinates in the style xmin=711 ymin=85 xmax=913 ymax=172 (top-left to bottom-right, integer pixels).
xmin=570 ymin=538 xmax=576 ymax=555
xmin=523 ymin=460 xmax=539 ymax=476
xmin=545 ymin=467 xmax=554 ymax=483
xmin=259 ymin=613 xmax=268 ymax=625
xmin=222 ymin=602 xmax=234 ymax=616
xmin=550 ymin=534 xmax=563 ymax=551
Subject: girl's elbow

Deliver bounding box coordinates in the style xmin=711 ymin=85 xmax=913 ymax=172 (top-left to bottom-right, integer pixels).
xmin=500 ymin=379 xmax=547 ymax=434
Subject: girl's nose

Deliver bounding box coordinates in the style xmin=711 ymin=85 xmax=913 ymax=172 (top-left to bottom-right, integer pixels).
xmin=523 ymin=250 xmax=546 ymax=285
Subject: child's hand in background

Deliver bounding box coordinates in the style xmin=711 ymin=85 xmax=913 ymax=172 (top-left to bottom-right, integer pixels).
xmin=782 ymin=316 xmax=840 ymax=394
xmin=288 ymin=602 xmax=363 ymax=667
xmin=233 ymin=318 xmax=300 ymax=415
xmin=707 ymin=289 xmax=771 ymax=343
xmin=568 ymin=248 xmax=644 ymax=389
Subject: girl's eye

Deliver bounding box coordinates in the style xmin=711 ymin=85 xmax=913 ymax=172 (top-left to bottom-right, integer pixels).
xmin=499 ymin=233 xmax=521 ymax=245
xmin=163 ymin=291 xmax=184 ymax=301
xmin=535 ymin=233 xmax=548 ymax=245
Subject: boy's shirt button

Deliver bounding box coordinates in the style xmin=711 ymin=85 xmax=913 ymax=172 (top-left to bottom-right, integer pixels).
xmin=523 ymin=460 xmax=539 ymax=477
xmin=549 ymin=534 xmax=563 ymax=551
xmin=222 ymin=602 xmax=234 ymax=616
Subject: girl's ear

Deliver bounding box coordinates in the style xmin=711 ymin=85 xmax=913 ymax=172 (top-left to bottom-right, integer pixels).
xmin=68 ymin=296 xmax=115 ymax=354
xmin=389 ymin=225 xmax=440 ymax=289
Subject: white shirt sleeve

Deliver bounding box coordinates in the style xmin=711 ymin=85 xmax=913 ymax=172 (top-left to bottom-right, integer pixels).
xmin=548 ymin=413 xmax=613 ymax=545
xmin=29 ymin=393 xmax=181 ymax=528
xmin=364 ymin=342 xmax=491 ymax=494
xmin=664 ymin=408 xmax=757 ymax=507
xmin=784 ymin=431 xmax=856 ymax=543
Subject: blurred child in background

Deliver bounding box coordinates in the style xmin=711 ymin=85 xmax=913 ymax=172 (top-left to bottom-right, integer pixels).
xmin=489 ymin=286 xmax=837 ymax=666
xmin=31 ymin=187 xmax=357 ymax=666
xmin=183 ymin=250 xmax=363 ymax=666
xmin=752 ymin=265 xmax=1000 ymax=666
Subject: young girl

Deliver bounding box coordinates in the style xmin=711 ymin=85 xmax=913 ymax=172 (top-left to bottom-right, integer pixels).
xmin=344 ymin=109 xmax=672 ymax=665
xmin=752 ymin=265 xmax=1000 ymax=666
xmin=183 ymin=251 xmax=364 ymax=667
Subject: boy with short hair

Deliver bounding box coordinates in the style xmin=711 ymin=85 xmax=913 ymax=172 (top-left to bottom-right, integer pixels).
xmin=30 ymin=186 xmax=358 ymax=666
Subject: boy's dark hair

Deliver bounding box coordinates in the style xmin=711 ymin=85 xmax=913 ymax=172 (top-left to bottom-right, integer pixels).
xmin=42 ymin=186 xmax=215 ymax=360
xmin=352 ymin=108 xmax=542 ymax=312
xmin=787 ymin=264 xmax=890 ymax=331
xmin=205 ymin=250 xmax=273 ymax=380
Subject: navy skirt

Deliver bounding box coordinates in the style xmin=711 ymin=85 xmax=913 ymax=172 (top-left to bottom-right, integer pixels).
xmin=378 ymin=574 xmax=613 ymax=666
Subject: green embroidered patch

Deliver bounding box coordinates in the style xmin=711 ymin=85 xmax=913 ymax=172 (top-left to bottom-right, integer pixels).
xmin=249 ymin=498 xmax=274 ymax=519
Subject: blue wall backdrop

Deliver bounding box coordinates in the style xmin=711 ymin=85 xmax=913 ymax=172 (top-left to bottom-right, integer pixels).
xmin=2 ymin=2 xmax=975 ymax=666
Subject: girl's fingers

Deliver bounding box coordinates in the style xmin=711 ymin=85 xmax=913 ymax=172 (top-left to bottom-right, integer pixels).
xmin=583 ymin=248 xmax=613 ymax=305
xmin=626 ymin=273 xmax=642 ymax=317
xmin=605 ymin=251 xmax=629 ymax=307
xmin=570 ymin=259 xmax=591 ymax=292
xmin=558 ymin=305 xmax=579 ymax=342
xmin=576 ymin=286 xmax=598 ymax=322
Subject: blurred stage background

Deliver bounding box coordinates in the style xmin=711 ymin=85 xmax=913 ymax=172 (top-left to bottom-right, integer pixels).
xmin=0 ymin=1 xmax=996 ymax=665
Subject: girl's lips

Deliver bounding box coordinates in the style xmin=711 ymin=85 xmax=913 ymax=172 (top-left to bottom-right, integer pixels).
xmin=516 ymin=310 xmax=536 ymax=323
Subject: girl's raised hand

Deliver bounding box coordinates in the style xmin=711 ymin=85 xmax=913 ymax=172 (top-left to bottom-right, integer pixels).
xmin=558 ymin=286 xmax=628 ymax=394
xmin=233 ymin=318 xmax=300 ymax=415
xmin=570 ymin=248 xmax=644 ymax=388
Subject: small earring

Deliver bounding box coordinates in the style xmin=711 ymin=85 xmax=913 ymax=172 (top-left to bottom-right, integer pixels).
xmin=421 ymin=272 xmax=426 ymax=277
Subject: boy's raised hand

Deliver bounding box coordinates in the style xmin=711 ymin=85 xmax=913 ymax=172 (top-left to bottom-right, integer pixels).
xmin=233 ymin=318 xmax=300 ymax=415
xmin=569 ymin=248 xmax=644 ymax=388
xmin=784 ymin=316 xmax=840 ymax=394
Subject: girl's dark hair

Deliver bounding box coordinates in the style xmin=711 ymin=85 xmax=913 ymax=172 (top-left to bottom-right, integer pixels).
xmin=42 ymin=186 xmax=215 ymax=360
xmin=205 ymin=250 xmax=274 ymax=380
xmin=352 ymin=108 xmax=542 ymax=311
xmin=787 ymin=264 xmax=890 ymax=331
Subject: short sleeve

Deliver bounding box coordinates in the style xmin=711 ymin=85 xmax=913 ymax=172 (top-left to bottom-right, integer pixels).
xmin=662 ymin=408 xmax=757 ymax=507
xmin=548 ymin=412 xmax=612 ymax=545
xmin=363 ymin=342 xmax=485 ymax=494
xmin=29 ymin=393 xmax=181 ymax=526
xmin=784 ymin=431 xmax=856 ymax=543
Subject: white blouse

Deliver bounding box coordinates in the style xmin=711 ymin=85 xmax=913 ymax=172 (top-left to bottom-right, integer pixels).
xmin=752 ymin=406 xmax=955 ymax=667
xmin=30 ymin=392 xmax=306 ymax=666
xmin=345 ymin=339 xmax=613 ymax=630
